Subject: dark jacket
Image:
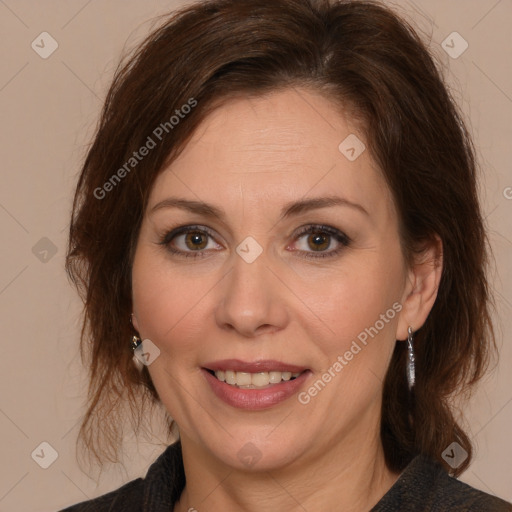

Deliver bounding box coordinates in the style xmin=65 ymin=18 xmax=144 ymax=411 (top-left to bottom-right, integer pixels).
xmin=60 ymin=441 xmax=512 ymax=511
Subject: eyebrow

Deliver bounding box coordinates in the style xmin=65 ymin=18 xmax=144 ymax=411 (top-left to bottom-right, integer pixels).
xmin=149 ymin=195 xmax=369 ymax=220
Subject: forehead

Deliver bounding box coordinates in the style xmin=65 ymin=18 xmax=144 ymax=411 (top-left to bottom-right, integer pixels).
xmin=149 ymin=88 xmax=394 ymax=223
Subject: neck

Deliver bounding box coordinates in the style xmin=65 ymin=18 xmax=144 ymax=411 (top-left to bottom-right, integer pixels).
xmin=173 ymin=413 xmax=400 ymax=512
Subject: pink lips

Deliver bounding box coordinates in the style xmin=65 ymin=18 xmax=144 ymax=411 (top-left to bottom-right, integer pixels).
xmin=201 ymin=359 xmax=311 ymax=410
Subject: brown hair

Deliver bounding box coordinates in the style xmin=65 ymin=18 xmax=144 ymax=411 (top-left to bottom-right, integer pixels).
xmin=66 ymin=0 xmax=496 ymax=477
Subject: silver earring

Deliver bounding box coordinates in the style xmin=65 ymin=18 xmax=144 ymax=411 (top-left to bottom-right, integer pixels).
xmin=406 ymin=326 xmax=415 ymax=390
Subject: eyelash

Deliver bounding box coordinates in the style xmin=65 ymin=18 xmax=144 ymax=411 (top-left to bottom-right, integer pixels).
xmin=158 ymin=224 xmax=351 ymax=260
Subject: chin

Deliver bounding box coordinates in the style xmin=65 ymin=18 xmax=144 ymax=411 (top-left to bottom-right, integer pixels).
xmin=201 ymin=428 xmax=310 ymax=473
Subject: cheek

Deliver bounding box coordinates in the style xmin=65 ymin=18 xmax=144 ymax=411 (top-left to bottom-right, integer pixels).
xmin=305 ymin=251 xmax=404 ymax=369
xmin=321 ymin=256 xmax=400 ymax=320
xmin=131 ymin=247 xmax=214 ymax=357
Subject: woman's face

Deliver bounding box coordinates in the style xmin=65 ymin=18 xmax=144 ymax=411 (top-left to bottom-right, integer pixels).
xmin=132 ymin=87 xmax=411 ymax=471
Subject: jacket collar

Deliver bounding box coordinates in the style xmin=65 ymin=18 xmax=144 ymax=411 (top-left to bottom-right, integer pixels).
xmin=140 ymin=444 xmax=440 ymax=511
xmin=142 ymin=441 xmax=185 ymax=511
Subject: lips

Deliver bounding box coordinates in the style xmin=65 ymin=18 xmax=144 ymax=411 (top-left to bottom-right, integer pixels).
xmin=200 ymin=359 xmax=312 ymax=409
xmin=202 ymin=367 xmax=311 ymax=409
xmin=202 ymin=359 xmax=308 ymax=373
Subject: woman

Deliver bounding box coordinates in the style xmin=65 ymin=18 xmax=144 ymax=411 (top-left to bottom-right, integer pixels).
xmin=61 ymin=0 xmax=512 ymax=510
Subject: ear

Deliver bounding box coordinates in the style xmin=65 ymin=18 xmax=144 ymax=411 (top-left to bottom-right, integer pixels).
xmin=131 ymin=312 xmax=140 ymax=332
xmin=396 ymin=234 xmax=443 ymax=340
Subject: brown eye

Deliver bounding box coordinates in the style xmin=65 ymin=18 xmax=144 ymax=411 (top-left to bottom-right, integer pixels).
xmin=184 ymin=231 xmax=209 ymax=250
xmin=306 ymin=232 xmax=330 ymax=252
xmin=293 ymin=224 xmax=351 ymax=260
xmin=159 ymin=225 xmax=220 ymax=259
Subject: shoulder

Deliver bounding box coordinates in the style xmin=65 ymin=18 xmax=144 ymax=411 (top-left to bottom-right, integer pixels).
xmin=58 ymin=477 xmax=143 ymax=512
xmin=372 ymin=454 xmax=512 ymax=512
xmin=59 ymin=441 xmax=185 ymax=512
xmin=431 ymin=468 xmax=512 ymax=511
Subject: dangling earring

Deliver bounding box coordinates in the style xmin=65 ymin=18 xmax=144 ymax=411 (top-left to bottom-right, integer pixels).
xmin=406 ymin=326 xmax=415 ymax=390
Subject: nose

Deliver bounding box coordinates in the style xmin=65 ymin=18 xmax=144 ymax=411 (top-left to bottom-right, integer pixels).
xmin=214 ymin=249 xmax=289 ymax=338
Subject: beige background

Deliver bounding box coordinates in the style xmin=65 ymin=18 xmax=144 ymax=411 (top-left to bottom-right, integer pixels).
xmin=0 ymin=1 xmax=511 ymax=510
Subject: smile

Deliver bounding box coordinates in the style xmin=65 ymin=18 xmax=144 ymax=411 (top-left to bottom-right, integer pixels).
xmin=210 ymin=369 xmax=302 ymax=389
xmin=201 ymin=364 xmax=311 ymax=409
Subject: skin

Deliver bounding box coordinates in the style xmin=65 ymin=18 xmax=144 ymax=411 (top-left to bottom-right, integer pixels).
xmin=131 ymin=87 xmax=443 ymax=512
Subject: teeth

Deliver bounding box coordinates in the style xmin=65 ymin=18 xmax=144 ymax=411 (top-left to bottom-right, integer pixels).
xmin=214 ymin=370 xmax=301 ymax=388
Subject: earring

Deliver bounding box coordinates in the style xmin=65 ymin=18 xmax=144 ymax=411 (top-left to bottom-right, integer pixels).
xmin=130 ymin=313 xmax=141 ymax=350
xmin=131 ymin=312 xmax=143 ymax=370
xmin=131 ymin=335 xmax=144 ymax=371
xmin=406 ymin=326 xmax=415 ymax=390
xmin=132 ymin=335 xmax=142 ymax=350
